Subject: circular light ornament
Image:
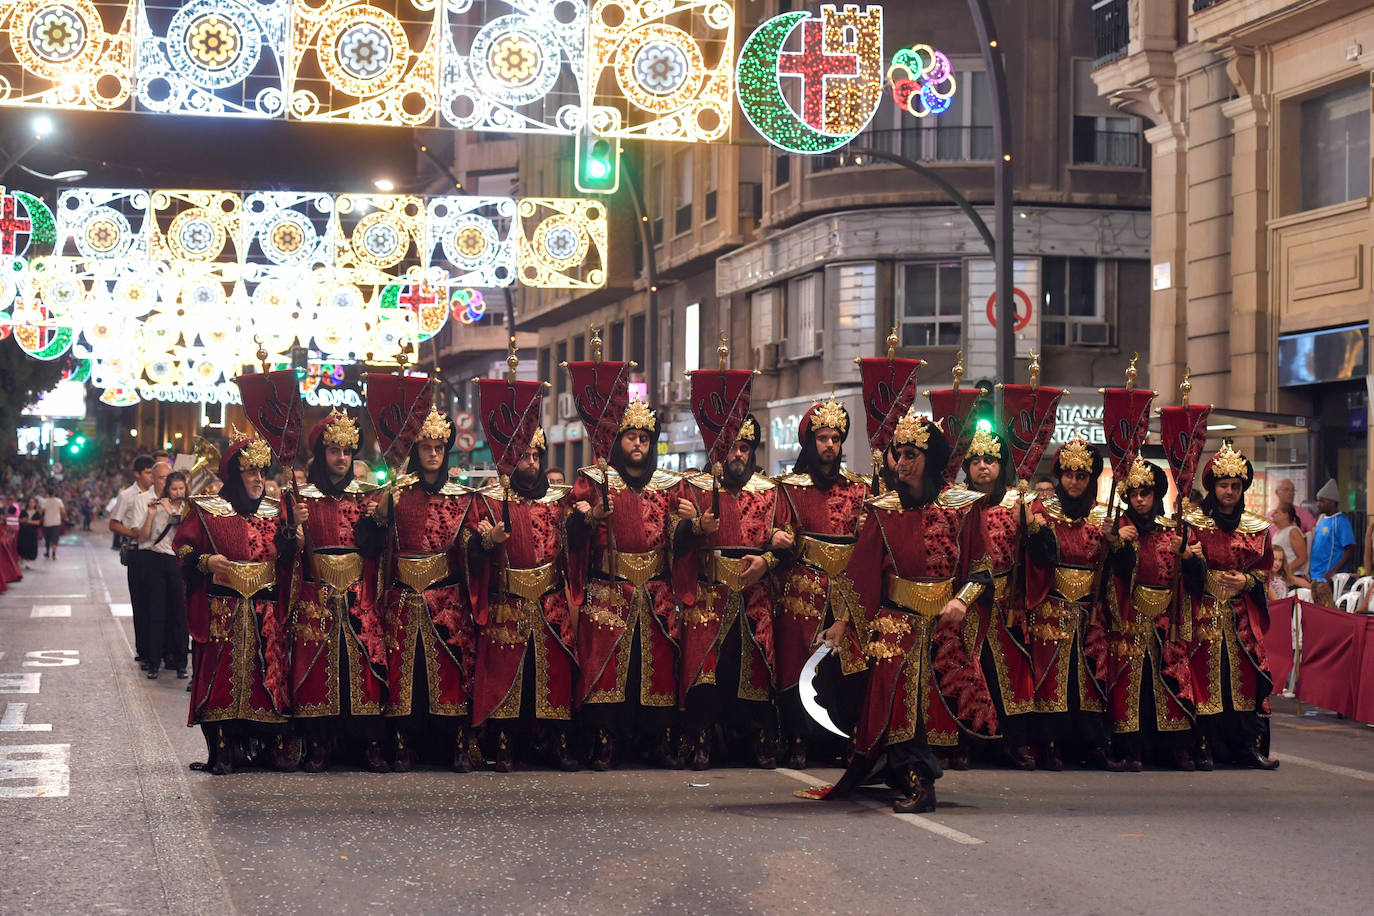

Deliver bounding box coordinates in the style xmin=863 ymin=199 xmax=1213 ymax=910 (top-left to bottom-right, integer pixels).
xmin=168 ymin=208 xmax=227 ymax=261
xmin=351 ymin=210 xmax=408 ymax=269
xmin=533 ymin=217 xmax=588 ymax=269
xmin=470 ymin=15 xmax=561 ymax=106
xmin=616 ymin=25 xmax=704 ymax=115
xmin=167 ymin=0 xmax=262 ymax=90
xmin=260 ymin=210 xmax=318 ymax=265
xmin=12 ymin=0 xmax=103 ymax=81
xmin=888 ymin=44 xmax=956 ymax=118
xmin=318 ymin=7 xmax=409 ymax=96
xmin=442 ymin=214 xmax=499 ymax=271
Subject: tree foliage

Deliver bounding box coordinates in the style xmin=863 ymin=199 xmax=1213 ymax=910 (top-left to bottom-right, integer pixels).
xmin=0 ymin=346 xmax=72 ymax=457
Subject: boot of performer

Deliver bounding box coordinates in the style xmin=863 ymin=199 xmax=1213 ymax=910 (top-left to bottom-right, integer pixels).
xmin=493 ymin=728 xmax=514 ymax=772
xmin=689 ymin=728 xmax=711 ymax=771
xmin=784 ymin=735 xmax=807 ymax=770
xmin=363 ymin=739 xmax=389 ymax=773
xmin=590 ymin=728 xmax=614 ymax=771
xmin=753 ymin=729 xmax=779 ymax=769
xmin=653 ymin=727 xmax=684 ymax=769
xmin=392 ymin=727 xmax=415 ymax=773
xmin=302 ymin=738 xmax=330 ymax=773
xmin=892 ymin=766 xmax=936 ymax=814
xmin=551 ymin=726 xmax=580 ymax=772
xmin=270 ymin=732 xmax=303 ymax=772
xmin=452 ymin=724 xmax=475 ymax=773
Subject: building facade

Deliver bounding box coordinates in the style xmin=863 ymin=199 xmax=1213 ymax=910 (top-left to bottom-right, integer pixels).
xmin=436 ymin=0 xmax=1154 ymax=479
xmin=1092 ymin=0 xmax=1373 ymax=514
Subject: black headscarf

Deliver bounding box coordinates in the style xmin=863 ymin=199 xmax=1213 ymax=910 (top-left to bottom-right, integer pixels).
xmin=307 ymin=440 xmax=356 ymax=497
xmin=510 ymin=444 xmax=550 ymax=500
xmin=792 ymin=427 xmax=844 ymax=490
xmin=219 ymin=454 xmax=264 ymax=517
xmin=887 ymin=423 xmax=951 ymax=509
xmin=1122 ymin=462 xmax=1169 ymax=535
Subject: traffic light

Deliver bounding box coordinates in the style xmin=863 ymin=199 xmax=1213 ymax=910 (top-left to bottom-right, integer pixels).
xmin=575 ymin=133 xmax=621 ymax=195
xmin=374 ymin=468 xmax=387 ymax=484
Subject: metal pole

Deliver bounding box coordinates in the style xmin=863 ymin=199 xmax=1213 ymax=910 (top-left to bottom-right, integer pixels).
xmin=618 ymin=148 xmax=660 ymax=403
xmin=967 ymin=0 xmax=1015 ymax=383
xmin=845 ymin=146 xmax=996 ymax=258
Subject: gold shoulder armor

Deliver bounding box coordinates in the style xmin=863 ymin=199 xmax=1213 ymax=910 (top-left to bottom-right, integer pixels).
xmin=392 ymin=473 xmax=419 ymax=490
xmin=344 ymin=478 xmax=383 ymax=495
xmin=438 ymin=480 xmax=474 ymax=497
xmin=295 ymin=484 xmax=324 ymax=499
xmin=1156 ymin=515 xmax=1179 ymax=529
xmin=840 ymin=467 xmax=870 ymax=486
xmin=866 ymin=490 xmax=904 ymax=511
xmin=1183 ymin=506 xmax=1215 ymax=530
xmin=1238 ymin=511 xmax=1271 ymax=534
xmin=774 ymin=472 xmax=813 ymax=488
xmin=257 ymin=497 xmax=283 ymax=519
xmin=998 ymin=488 xmax=1024 ymax=510
xmin=744 ymin=473 xmax=776 ymax=493
xmin=647 ymin=469 xmax=682 ymax=490
xmin=189 ymin=494 xmax=235 ymax=517
xmin=685 ymin=471 xmax=716 ymax=491
xmin=936 ymin=484 xmax=983 ymax=511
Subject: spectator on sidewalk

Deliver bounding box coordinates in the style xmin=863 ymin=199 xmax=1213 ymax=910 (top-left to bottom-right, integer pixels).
xmin=137 ymin=471 xmax=190 ymax=680
xmin=1268 ymin=478 xmax=1315 ymax=532
xmin=40 ymin=487 xmax=66 ymax=560
xmin=1271 ymin=505 xmax=1309 ymax=579
xmin=1310 ymin=479 xmax=1355 ymax=606
xmin=17 ymin=497 xmax=41 ymax=569
xmin=1265 ymin=553 xmax=1311 ymax=602
xmin=111 ymin=455 xmax=158 ymax=670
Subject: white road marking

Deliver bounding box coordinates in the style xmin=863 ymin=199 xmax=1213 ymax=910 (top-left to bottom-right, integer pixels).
xmin=0 ymin=673 xmax=41 ymax=694
xmin=23 ymin=594 xmax=88 ymax=599
xmin=23 ymin=650 xmax=79 ymax=667
xmin=0 ymin=744 xmax=71 ymax=797
xmin=1272 ymin=753 xmax=1374 ymax=784
xmin=775 ymin=767 xmax=984 ymax=845
xmin=30 ymin=605 xmax=71 ymax=618
xmin=109 ymin=603 xmax=132 ymax=618
xmin=1 ymin=703 xmax=51 ymax=732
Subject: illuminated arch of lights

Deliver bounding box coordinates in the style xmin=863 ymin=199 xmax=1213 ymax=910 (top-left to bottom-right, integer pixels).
xmin=0 ymin=185 xmax=605 ymax=403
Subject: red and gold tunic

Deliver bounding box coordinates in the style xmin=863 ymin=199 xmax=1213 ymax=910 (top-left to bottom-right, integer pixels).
xmin=773 ymin=470 xmax=869 ymax=688
xmin=291 ymin=480 xmax=387 ymax=718
xmin=468 ymin=483 xmax=574 ymax=725
xmin=567 ymin=467 xmax=690 ymax=710
xmin=975 ymin=489 xmax=1035 ymax=719
xmin=380 ymin=475 xmax=474 ymax=718
xmin=841 ymin=485 xmax=992 ymax=754
xmin=680 ymin=472 xmax=792 ymax=704
xmin=1024 ymin=496 xmax=1111 ymax=715
xmin=1106 ymin=516 xmax=1193 ymax=734
xmin=174 ymin=495 xmax=292 ymax=727
xmin=1183 ymin=508 xmax=1274 ymax=717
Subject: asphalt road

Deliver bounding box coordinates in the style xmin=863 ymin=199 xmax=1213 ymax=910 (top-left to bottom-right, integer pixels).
xmin=3 ymin=530 xmax=1373 ymax=915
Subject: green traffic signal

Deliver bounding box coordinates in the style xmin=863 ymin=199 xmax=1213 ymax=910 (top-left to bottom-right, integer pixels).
xmin=75 ymin=435 xmax=86 ymax=446
xmin=576 ymin=135 xmax=620 ymax=194
xmin=69 ymin=444 xmax=79 ymax=454
xmin=374 ymin=469 xmax=387 ymax=483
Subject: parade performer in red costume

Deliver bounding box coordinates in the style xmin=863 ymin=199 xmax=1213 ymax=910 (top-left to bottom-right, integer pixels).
xmin=291 ymin=409 xmax=389 ymax=773
xmin=962 ymin=426 xmax=1037 ymax=770
xmin=1181 ymin=443 xmax=1279 ymax=770
xmin=358 ymin=406 xmax=477 ymax=772
xmin=175 ymin=425 xmax=305 ymax=774
xmin=773 ymin=398 xmax=868 ymax=769
xmin=1105 ymin=456 xmax=1196 ymax=771
xmin=468 ymin=427 xmax=577 ymax=771
xmin=801 ymin=412 xmax=990 ymax=812
xmin=567 ymin=397 xmax=696 ymax=769
xmin=1023 ymin=438 xmax=1120 ymax=770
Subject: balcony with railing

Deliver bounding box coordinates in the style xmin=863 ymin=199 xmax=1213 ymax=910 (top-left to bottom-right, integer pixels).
xmin=1191 ymin=0 xmax=1229 ymax=11
xmin=1092 ymin=0 xmax=1130 ymax=67
xmin=811 ymin=126 xmax=995 ymax=172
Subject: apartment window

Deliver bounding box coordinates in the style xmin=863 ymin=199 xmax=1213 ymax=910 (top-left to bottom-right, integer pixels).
xmin=650 ymin=162 xmax=664 ymax=244
xmin=1042 ymin=257 xmax=1111 ymax=346
xmin=704 ymin=148 xmax=718 ymax=222
xmin=573 ymin=333 xmax=586 ymax=362
xmin=1072 ymin=115 xmax=1141 ymax=167
xmin=897 ymin=261 xmax=963 ymax=347
xmin=554 ymin=340 xmax=567 ymax=382
xmin=916 ymin=70 xmax=993 ymax=162
xmin=684 ymin=302 xmax=701 ymax=371
xmin=751 ymin=287 xmax=779 ymax=347
xmin=674 ymin=150 xmax=693 ymax=236
xmin=774 ymin=153 xmax=791 ymax=186
xmin=1301 ymin=83 xmax=1371 ymax=211
xmin=630 ymin=313 xmax=645 ymax=365
xmin=786 ymin=273 xmax=821 ymax=360
xmin=538 ymin=347 xmax=551 ymax=391
xmin=610 ymin=320 xmax=625 ymax=361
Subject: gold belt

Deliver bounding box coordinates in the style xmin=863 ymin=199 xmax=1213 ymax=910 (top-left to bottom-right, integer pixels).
xmin=1054 ymin=566 xmax=1096 ymax=602
xmin=600 ymin=550 xmax=665 ymax=588
xmin=212 ymin=560 xmax=275 ymax=598
xmin=1132 ymin=583 xmax=1174 ymax=617
xmin=310 ymin=552 xmax=364 ymax=591
xmin=883 ymin=574 xmax=952 ymax=618
xmin=993 ymin=571 xmax=1011 ymax=602
xmin=799 ymin=536 xmax=856 ymax=576
xmin=1205 ymin=569 xmax=1240 ymax=602
xmin=396 ymin=553 xmax=450 ymax=593
xmin=711 ymin=554 xmax=756 ymax=591
xmin=507 ymin=563 xmax=559 ymax=602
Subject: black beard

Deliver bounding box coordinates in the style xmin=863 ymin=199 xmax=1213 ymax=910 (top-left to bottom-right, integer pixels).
xmin=1054 ymin=483 xmax=1096 ymax=520
xmin=723 ymin=459 xmax=752 ymax=489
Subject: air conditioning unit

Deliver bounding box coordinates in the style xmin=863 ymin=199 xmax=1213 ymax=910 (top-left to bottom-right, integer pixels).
xmin=753 ymin=342 xmax=781 ymax=371
xmin=557 ymin=391 xmax=577 ymax=420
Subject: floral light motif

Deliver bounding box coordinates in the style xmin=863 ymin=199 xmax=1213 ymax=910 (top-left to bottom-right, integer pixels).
xmin=634 ymin=39 xmax=688 ymax=95
xmin=490 ymin=31 xmax=541 ymax=85
xmin=887 ymin=43 xmax=955 ymax=118
xmin=28 ymin=4 xmax=85 ymax=62
xmin=186 ymin=14 xmax=240 ymax=69
xmin=337 ymin=21 xmax=393 ymax=80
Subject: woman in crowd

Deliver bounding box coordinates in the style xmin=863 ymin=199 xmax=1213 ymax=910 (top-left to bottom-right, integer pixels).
xmin=17 ymin=496 xmax=42 ymax=569
xmin=139 ymin=471 xmax=190 ymax=680
xmin=1270 ymin=505 xmax=1308 ymax=579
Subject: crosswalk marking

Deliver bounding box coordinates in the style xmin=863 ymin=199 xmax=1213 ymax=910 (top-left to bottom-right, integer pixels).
xmin=30 ymin=605 xmax=71 ymax=618
xmin=0 ymin=744 xmax=71 ymax=798
xmin=109 ymin=603 xmax=132 ymax=618
xmin=1 ymin=703 xmax=51 ymax=732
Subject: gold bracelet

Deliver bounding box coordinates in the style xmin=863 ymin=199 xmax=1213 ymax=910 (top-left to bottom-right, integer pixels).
xmin=955 ymin=581 xmax=985 ymax=606
xmin=762 ymin=552 xmax=780 ymax=572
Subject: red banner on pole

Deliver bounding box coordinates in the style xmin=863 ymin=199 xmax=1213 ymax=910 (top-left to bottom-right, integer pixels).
xmin=929 ymin=387 xmax=984 ymax=482
xmin=566 ymin=360 xmax=631 ymax=461
xmin=478 ymin=378 xmax=545 ymax=476
xmin=365 ymin=372 xmax=433 ymax=469
xmin=1001 ymin=384 xmax=1065 ymax=482
xmin=233 ymin=370 xmax=304 ymax=468
xmin=1102 ymin=388 xmax=1155 ymax=481
xmin=858 ymin=357 xmax=923 ymax=454
xmin=689 ymin=369 xmax=754 ymax=467
xmin=1160 ymin=403 xmax=1211 ymax=499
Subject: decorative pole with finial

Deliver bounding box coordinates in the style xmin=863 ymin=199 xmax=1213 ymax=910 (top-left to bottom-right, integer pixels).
xmin=590 ymin=325 xmax=603 ymax=364
xmin=1124 ymin=351 xmax=1139 ymax=393
xmin=711 ymin=333 xmax=731 ymax=517
xmin=254 ymin=336 xmax=271 ymax=374
xmin=1028 ymin=348 xmax=1041 ymax=391
xmin=951 ymin=349 xmax=965 ymax=393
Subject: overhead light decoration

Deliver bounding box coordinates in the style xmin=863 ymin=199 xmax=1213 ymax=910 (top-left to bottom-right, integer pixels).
xmin=887 ymin=43 xmax=956 ymax=118
xmin=0 ymin=184 xmax=606 ymax=401
xmin=737 ymin=4 xmax=884 ymax=155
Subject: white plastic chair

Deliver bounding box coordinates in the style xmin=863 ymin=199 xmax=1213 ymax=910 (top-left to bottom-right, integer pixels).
xmin=1336 ymin=591 xmax=1361 ymax=613
xmin=1349 ymin=576 xmax=1374 ymax=607
xmin=1332 ymin=572 xmax=1352 ymax=601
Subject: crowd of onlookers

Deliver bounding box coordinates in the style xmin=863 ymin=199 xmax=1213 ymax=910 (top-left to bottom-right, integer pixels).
xmin=1 ymin=451 xmax=134 ymax=570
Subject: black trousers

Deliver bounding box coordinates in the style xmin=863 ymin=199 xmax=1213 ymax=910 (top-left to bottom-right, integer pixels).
xmin=142 ymin=552 xmax=188 ymax=672
xmin=127 ymin=549 xmax=149 ymax=660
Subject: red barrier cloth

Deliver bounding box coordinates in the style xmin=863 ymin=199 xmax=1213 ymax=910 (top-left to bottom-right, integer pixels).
xmin=1264 ymin=597 xmax=1296 ymax=691
xmin=1357 ymin=615 xmax=1374 ymax=723
xmin=1292 ymin=600 xmax=1363 ymax=719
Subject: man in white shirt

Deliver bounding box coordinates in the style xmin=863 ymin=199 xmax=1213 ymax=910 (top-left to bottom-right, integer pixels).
xmin=110 ymin=455 xmax=158 ymax=669
xmin=40 ymin=488 xmax=66 ymax=560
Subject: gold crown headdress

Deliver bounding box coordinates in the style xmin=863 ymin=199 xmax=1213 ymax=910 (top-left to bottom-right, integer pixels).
xmin=738 ymin=417 xmax=758 ymax=443
xmin=1210 ymin=442 xmax=1250 ymax=481
xmin=811 ymin=398 xmax=848 ymax=434
xmin=228 ymin=424 xmax=272 ymax=469
xmin=321 ymin=408 xmax=360 ymax=451
xmin=531 ymin=426 xmax=547 ymax=450
xmin=418 ymin=408 xmax=452 ymax=442
xmin=1120 ymin=454 xmax=1155 ymax=492
xmin=966 ymin=426 xmax=1001 ymax=461
xmin=620 ymin=398 xmax=657 ymax=432
xmin=892 ymin=411 xmax=930 ymax=450
xmin=1057 ymin=438 xmax=1094 ymax=473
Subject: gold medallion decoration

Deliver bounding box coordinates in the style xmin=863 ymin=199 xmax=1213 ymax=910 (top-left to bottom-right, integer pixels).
xmin=811 ymin=397 xmax=848 ymax=434
xmin=893 ymin=411 xmax=930 ymax=450
xmin=620 ymin=397 xmax=657 ymax=432
xmin=1121 ymin=455 xmax=1154 ymax=492
xmin=966 ymin=426 xmax=1001 ymax=461
xmin=229 ymin=423 xmax=273 ymax=468
xmin=417 ymin=407 xmax=451 ymax=442
xmin=1210 ymin=442 xmax=1250 ymax=481
xmin=738 ymin=417 xmax=758 ymax=443
xmin=531 ymin=426 xmax=546 ymax=450
xmin=321 ymin=408 xmax=360 ymax=450
xmin=1057 ymin=437 xmax=1093 ymax=473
